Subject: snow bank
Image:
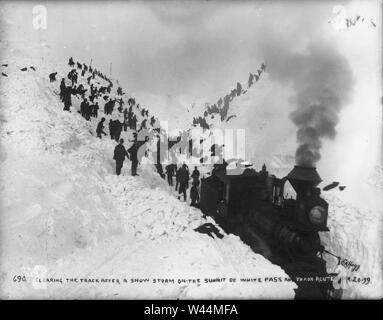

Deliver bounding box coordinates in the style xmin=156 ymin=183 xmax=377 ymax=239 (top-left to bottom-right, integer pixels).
xmin=320 ymin=192 xmax=383 ymax=299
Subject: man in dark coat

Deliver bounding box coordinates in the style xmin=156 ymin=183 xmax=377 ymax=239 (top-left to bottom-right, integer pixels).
xmin=63 ymin=86 xmax=72 ymax=111
xmin=131 ymin=114 xmax=137 ymax=131
xmin=113 ymin=120 xmax=123 ymax=142
xmin=113 ymin=139 xmax=130 ymax=175
xmin=127 ymin=138 xmax=147 ymax=176
xmin=96 ymin=117 xmax=107 ymax=138
xmin=127 ymin=141 xmax=139 ymax=176
xmin=85 ymin=100 xmax=92 ymax=120
xmin=191 ymin=166 xmax=200 ymax=185
xmin=123 ymin=109 xmax=129 ymax=131
xmin=71 ymin=71 xmax=78 ymax=86
xmin=178 ymin=164 xmax=189 ymax=201
xmin=140 ymin=119 xmax=147 ymax=131
xmin=165 ymin=164 xmax=175 ymax=186
xmin=150 ymin=116 xmax=156 ymax=127
xmin=109 ymin=119 xmax=115 ymax=140
xmin=49 ymin=72 xmax=57 ymax=82
xmin=93 ymin=102 xmax=99 ymax=118
xmin=190 ymin=181 xmax=200 ymax=207
xmin=59 ymin=78 xmax=66 ymax=101
xmin=80 ymin=98 xmax=88 ymax=118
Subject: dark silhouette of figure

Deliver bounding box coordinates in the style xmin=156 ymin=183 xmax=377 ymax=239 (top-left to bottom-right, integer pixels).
xmin=113 ymin=139 xmax=130 ymax=176
xmin=128 ymin=98 xmax=135 ymax=107
xmin=191 ymin=166 xmax=200 ymax=185
xmin=71 ymin=71 xmax=78 ymax=86
xmin=178 ymin=164 xmax=189 ymax=201
xmin=85 ymin=100 xmax=92 ymax=120
xmin=92 ymin=102 xmax=99 ymax=117
xmin=123 ymin=109 xmax=129 ymax=131
xmin=131 ymin=114 xmax=137 ymax=131
xmin=104 ymin=99 xmax=115 ymax=115
xmin=63 ymin=86 xmax=72 ymax=111
xmin=80 ymin=98 xmax=88 ymax=118
xmin=96 ymin=117 xmax=107 ymax=138
xmin=68 ymin=57 xmax=74 ymax=67
xmin=140 ymin=119 xmax=147 ymax=131
xmin=128 ymin=138 xmax=147 ymax=176
xmin=113 ymin=120 xmax=123 ymax=142
xmin=128 ymin=142 xmax=139 ymax=176
xmin=109 ymin=119 xmax=115 ymax=140
xmin=150 ymin=116 xmax=156 ymax=127
xmin=59 ymin=78 xmax=66 ymax=102
xmin=49 ymin=72 xmax=57 ymax=82
xmin=190 ymin=181 xmax=200 ymax=207
xmin=165 ymin=164 xmax=176 ymax=186
xmin=75 ymin=84 xmax=86 ymax=97
xmin=194 ymin=223 xmax=224 ymax=239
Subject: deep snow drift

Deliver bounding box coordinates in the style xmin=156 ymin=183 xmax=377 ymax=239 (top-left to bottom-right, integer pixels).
xmin=0 ymin=39 xmax=297 ymax=299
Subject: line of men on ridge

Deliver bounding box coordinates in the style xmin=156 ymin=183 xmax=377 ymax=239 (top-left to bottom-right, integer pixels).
xmin=51 ymin=56 xmax=201 ymax=207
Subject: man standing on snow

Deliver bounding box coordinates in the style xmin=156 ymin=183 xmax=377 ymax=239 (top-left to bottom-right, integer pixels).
xmin=165 ymin=164 xmax=175 ymax=186
xmin=109 ymin=119 xmax=115 ymax=140
xmin=96 ymin=117 xmax=107 ymax=138
xmin=113 ymin=139 xmax=130 ymax=176
xmin=59 ymin=78 xmax=66 ymax=102
xmin=93 ymin=102 xmax=99 ymax=118
xmin=113 ymin=119 xmax=123 ymax=142
xmin=63 ymin=86 xmax=72 ymax=111
xmin=131 ymin=114 xmax=137 ymax=131
xmin=127 ymin=136 xmax=148 ymax=176
xmin=178 ymin=164 xmax=189 ymax=202
xmin=80 ymin=98 xmax=87 ymax=118
xmin=191 ymin=166 xmax=200 ymax=185
xmin=190 ymin=181 xmax=200 ymax=207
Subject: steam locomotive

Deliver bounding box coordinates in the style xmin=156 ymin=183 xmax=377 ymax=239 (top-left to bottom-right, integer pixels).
xmin=199 ymin=163 xmax=334 ymax=299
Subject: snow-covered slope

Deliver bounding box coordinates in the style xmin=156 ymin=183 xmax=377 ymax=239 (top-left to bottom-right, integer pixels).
xmin=0 ymin=39 xmax=297 ymax=299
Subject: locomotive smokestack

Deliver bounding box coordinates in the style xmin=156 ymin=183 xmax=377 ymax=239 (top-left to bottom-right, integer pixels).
xmin=286 ymin=166 xmax=322 ymax=198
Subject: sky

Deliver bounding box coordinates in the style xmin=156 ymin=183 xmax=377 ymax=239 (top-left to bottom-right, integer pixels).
xmin=1 ymin=0 xmax=377 ymax=98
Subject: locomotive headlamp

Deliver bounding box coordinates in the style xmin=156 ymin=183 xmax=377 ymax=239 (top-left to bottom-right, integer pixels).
xmin=309 ymin=206 xmax=326 ymax=225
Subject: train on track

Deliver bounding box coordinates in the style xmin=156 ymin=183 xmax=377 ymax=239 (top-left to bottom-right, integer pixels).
xmin=199 ymin=163 xmax=336 ymax=299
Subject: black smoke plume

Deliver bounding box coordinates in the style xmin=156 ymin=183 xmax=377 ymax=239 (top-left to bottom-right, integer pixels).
xmin=267 ymin=43 xmax=354 ymax=167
